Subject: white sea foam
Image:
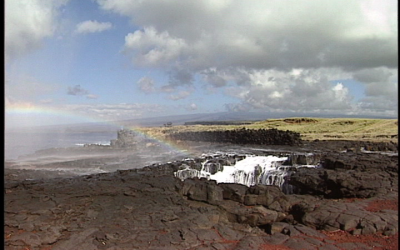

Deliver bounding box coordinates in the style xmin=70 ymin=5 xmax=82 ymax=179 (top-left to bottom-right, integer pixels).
xmin=76 ymin=141 xmax=111 ymax=146
xmin=175 ymin=154 xmax=318 ymax=189
xmin=210 ymin=155 xmax=287 ymax=185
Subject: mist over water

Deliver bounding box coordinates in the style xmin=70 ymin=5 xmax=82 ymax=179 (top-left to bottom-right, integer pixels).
xmin=5 ymin=128 xmax=322 ymax=192
xmin=5 ymin=129 xmax=117 ymax=160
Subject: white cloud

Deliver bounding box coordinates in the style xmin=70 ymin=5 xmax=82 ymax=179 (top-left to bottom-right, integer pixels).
xmin=96 ymin=0 xmax=398 ymax=117
xmin=224 ymin=68 xmax=355 ymax=114
xmin=10 ymin=0 xmax=392 ymax=129
xmin=123 ymin=27 xmax=187 ymax=66
xmin=168 ymin=90 xmax=191 ymax=101
xmin=86 ymin=94 xmax=98 ymax=100
xmin=75 ymin=20 xmax=113 ymax=34
xmin=5 ymin=0 xmax=69 ymax=62
xmin=137 ymin=76 xmax=156 ymax=94
xmin=187 ymin=103 xmax=198 ymax=111
xmin=99 ymin=0 xmax=397 ymax=70
xmin=98 ymin=0 xmax=398 ymax=116
xmin=5 ymin=0 xmax=397 ymax=121
xmin=65 ymin=103 xmax=164 ymax=121
xmin=160 ymin=85 xmax=175 ymax=93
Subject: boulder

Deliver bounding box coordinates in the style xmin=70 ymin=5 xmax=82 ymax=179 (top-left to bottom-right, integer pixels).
xmin=289 ymin=152 xmax=398 ymax=198
xmin=179 ymin=178 xmax=223 ymax=205
xmin=219 ymin=183 xmax=248 ymax=203
xmin=238 ymin=206 xmax=279 ymax=227
xmin=244 ymin=185 xmax=290 ymax=212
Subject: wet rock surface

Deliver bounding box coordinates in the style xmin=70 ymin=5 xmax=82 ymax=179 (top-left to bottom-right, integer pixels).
xmin=5 ymin=140 xmax=398 ymax=250
xmin=290 ymin=152 xmax=398 ymax=198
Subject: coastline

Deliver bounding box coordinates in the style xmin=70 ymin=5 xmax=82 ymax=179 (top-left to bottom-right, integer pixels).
xmin=5 ymin=137 xmax=398 ymax=249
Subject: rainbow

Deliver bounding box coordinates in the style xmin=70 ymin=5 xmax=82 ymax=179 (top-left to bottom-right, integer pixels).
xmin=5 ymin=103 xmax=100 ymax=124
xmin=123 ymin=125 xmax=196 ymax=157
xmin=5 ymin=103 xmax=197 ymax=157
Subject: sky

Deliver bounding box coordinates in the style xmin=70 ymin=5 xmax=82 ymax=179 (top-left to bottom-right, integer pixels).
xmin=5 ymin=0 xmax=398 ymax=128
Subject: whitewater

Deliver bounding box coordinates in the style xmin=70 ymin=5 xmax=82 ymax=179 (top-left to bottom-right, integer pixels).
xmin=174 ymin=153 xmax=320 ymax=194
xmin=5 ymin=129 xmax=321 ymax=193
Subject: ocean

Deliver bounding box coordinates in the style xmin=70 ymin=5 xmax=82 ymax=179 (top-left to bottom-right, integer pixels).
xmin=5 ymin=130 xmax=117 ymax=160
xmin=5 ymin=128 xmax=322 ymax=193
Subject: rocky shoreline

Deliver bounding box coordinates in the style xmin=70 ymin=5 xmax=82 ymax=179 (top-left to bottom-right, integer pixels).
xmin=4 ymin=139 xmax=398 ymax=250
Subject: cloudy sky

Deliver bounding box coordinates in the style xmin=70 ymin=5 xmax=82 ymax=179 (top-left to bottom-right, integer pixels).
xmin=5 ymin=0 xmax=398 ymax=128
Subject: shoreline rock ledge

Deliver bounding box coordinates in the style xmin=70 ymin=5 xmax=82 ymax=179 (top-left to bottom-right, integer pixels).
xmin=5 ymin=141 xmax=398 ymax=250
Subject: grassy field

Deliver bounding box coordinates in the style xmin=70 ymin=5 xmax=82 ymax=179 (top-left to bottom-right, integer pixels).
xmin=137 ymin=117 xmax=398 ymax=143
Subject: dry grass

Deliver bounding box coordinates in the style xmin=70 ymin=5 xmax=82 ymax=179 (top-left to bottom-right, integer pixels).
xmin=136 ymin=117 xmax=398 ymax=143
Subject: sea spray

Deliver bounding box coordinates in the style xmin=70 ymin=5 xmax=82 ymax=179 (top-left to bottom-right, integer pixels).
xmin=174 ymin=153 xmax=319 ymax=193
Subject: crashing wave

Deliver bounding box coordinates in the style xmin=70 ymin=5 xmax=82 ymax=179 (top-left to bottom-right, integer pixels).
xmin=174 ymin=153 xmax=319 ymax=193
